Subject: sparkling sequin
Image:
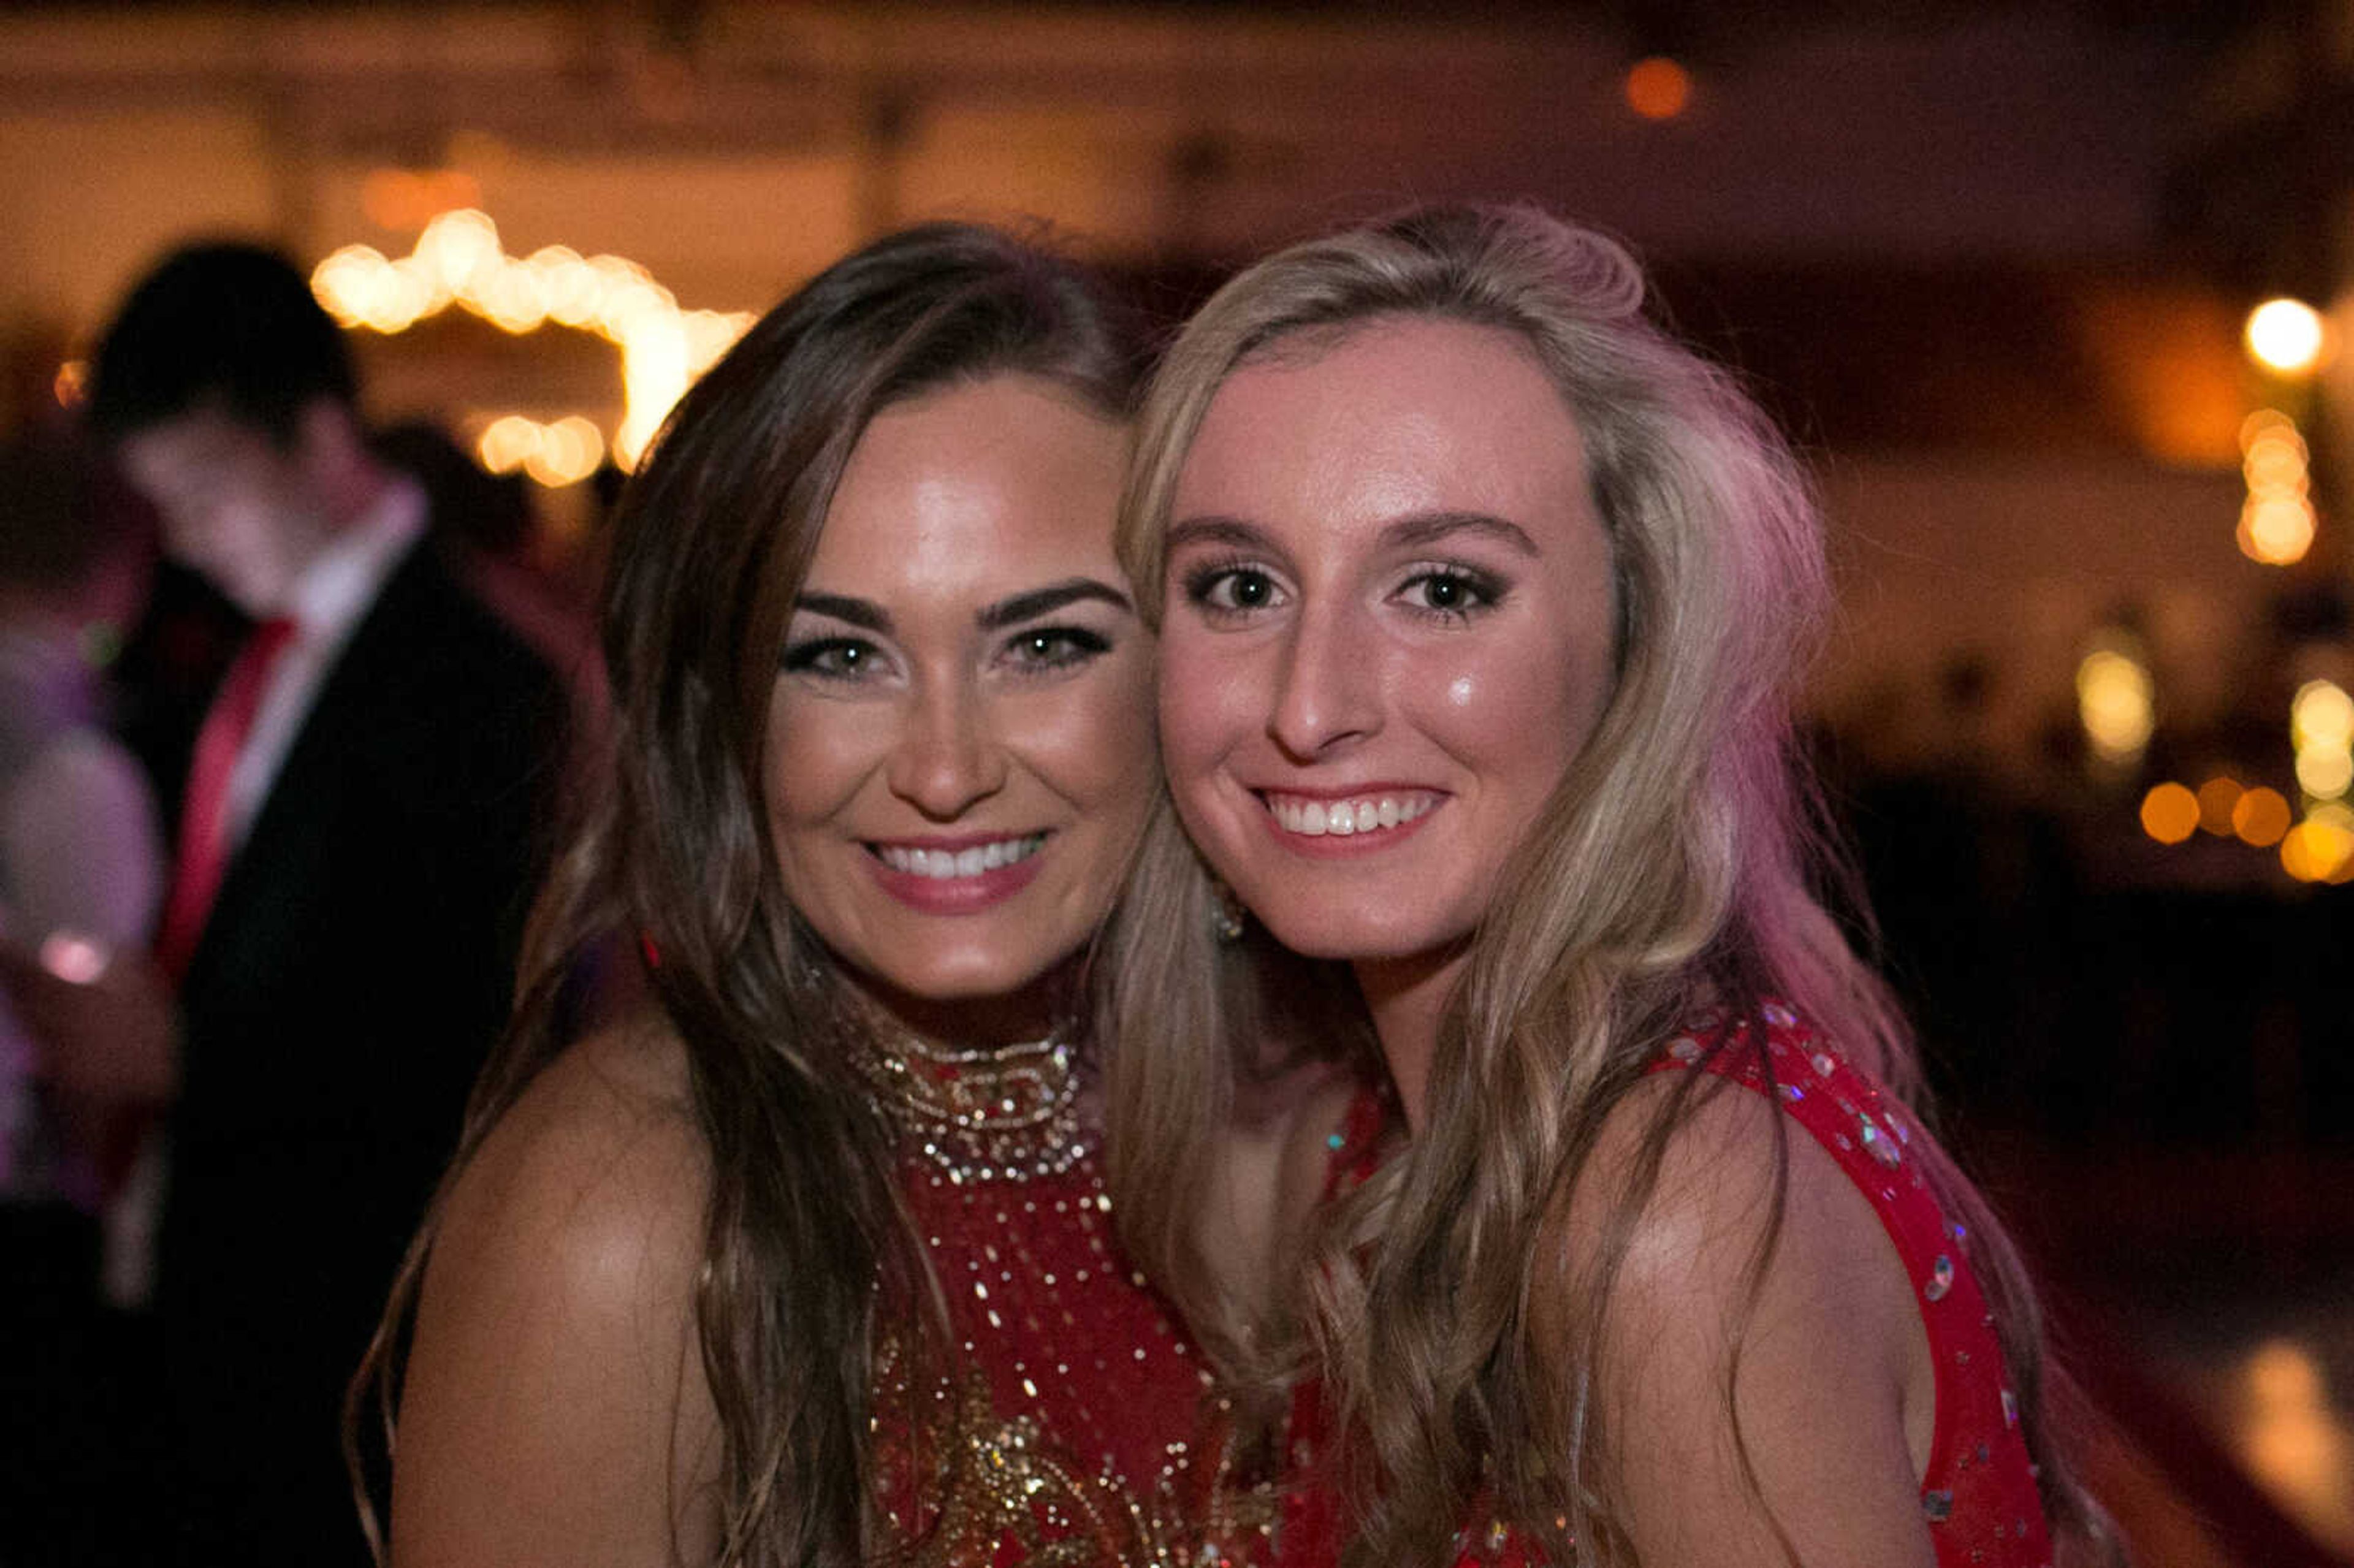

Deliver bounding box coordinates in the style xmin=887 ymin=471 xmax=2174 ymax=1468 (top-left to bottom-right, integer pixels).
xmin=1924 ymin=1490 xmax=1955 ymax=1522
xmin=2002 ymin=1388 xmax=2019 ymax=1428
xmin=1858 ymin=1113 xmax=1903 ymax=1169
xmin=1668 ymin=1034 xmax=1705 ymax=1063
xmin=853 ymin=1027 xmax=1090 ymax=1183
xmin=1925 ymin=1254 xmax=1955 ymax=1303
xmin=869 ymin=1057 xmax=1279 ymax=1567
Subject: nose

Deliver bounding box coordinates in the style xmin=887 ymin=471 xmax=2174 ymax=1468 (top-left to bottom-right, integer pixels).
xmin=1267 ymin=601 xmax=1382 ymax=761
xmin=885 ymin=674 xmax=1008 ymax=820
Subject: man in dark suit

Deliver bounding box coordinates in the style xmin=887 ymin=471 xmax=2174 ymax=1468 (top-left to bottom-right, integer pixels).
xmin=85 ymin=242 xmax=565 ymax=1566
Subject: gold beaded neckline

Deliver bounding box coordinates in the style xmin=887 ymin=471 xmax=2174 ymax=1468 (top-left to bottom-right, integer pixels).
xmin=851 ymin=1027 xmax=1089 ymax=1184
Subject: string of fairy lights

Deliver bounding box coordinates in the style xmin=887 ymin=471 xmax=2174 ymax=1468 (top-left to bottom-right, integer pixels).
xmin=307 ymin=208 xmax=756 ymax=482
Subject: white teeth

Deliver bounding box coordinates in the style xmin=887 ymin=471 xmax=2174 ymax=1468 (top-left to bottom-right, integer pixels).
xmin=876 ymin=835 xmax=1044 ymax=878
xmin=1265 ymin=793 xmax=1436 ymax=839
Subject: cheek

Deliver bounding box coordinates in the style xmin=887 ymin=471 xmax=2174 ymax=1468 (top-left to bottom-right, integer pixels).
xmin=1156 ymin=628 xmax=1262 ymax=782
xmin=762 ymin=690 xmax=882 ymax=831
xmin=1024 ymin=661 xmax=1159 ymax=821
xmin=1403 ymin=630 xmax=1606 ymax=791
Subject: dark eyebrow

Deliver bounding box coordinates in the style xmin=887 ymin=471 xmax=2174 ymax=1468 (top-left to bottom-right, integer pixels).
xmin=978 ymin=577 xmax=1134 ymax=630
xmin=792 ymin=592 xmax=892 ymax=634
xmin=1379 ymin=510 xmax=1539 ymax=556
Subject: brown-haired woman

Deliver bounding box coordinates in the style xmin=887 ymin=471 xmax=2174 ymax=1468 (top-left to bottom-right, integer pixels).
xmin=353 ymin=224 xmax=1292 ymax=1567
xmin=1105 ymin=204 xmax=2124 ymax=1567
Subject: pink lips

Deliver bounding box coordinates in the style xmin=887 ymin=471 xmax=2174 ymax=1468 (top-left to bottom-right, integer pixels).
xmin=864 ymin=832 xmax=1048 ymax=914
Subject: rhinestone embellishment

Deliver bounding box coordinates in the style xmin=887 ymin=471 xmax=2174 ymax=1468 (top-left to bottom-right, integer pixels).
xmin=1857 ymin=1113 xmax=1903 ymax=1169
xmin=1924 ymin=1254 xmax=1955 ymax=1303
xmin=1923 ymin=1489 xmax=1954 ymax=1522
xmin=853 ymin=1028 xmax=1088 ymax=1182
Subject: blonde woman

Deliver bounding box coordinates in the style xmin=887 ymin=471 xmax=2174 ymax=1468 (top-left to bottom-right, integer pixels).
xmin=1106 ymin=205 xmax=2118 ymax=1567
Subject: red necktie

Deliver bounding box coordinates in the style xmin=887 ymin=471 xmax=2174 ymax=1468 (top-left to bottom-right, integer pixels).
xmin=154 ymin=617 xmax=300 ymax=981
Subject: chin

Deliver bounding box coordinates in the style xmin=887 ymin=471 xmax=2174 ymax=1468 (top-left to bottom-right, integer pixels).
xmin=874 ymin=954 xmax=1056 ymax=1005
xmin=1246 ymin=900 xmax=1459 ymax=967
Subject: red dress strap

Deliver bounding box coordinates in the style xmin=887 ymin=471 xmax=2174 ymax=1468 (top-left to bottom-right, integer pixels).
xmin=1648 ymin=1005 xmax=2054 ymax=1568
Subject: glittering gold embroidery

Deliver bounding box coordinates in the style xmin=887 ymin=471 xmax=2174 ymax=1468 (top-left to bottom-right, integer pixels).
xmin=875 ymin=1341 xmax=1279 ymax=1567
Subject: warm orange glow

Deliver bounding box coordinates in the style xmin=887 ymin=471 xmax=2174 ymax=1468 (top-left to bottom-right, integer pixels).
xmin=2292 ymin=680 xmax=2354 ymax=751
xmin=2244 ymin=433 xmax=2310 ymax=492
xmin=2239 ymin=492 xmax=2317 ymax=565
xmin=362 ymin=168 xmax=485 ymax=233
xmin=2298 ymin=747 xmax=2354 ymax=801
xmin=477 ymin=414 xmax=541 ymax=476
xmin=51 ymin=359 xmax=86 ymax=408
xmin=2076 ymin=647 xmax=2155 ymax=764
xmin=2196 ymin=776 xmax=2243 ymax=837
xmin=1625 ymin=56 xmax=1693 ymax=121
xmin=2139 ymin=782 xmax=2200 ymax=845
xmin=311 ymin=211 xmax=755 ymax=476
xmin=476 ymin=414 xmax=605 ymax=489
xmin=2245 ymin=298 xmax=2328 ymax=376
xmin=2233 ymin=787 xmax=2292 ymax=847
xmin=2282 ymin=807 xmax=2354 ymax=883
xmin=2234 ymin=1339 xmax=2354 ymax=1553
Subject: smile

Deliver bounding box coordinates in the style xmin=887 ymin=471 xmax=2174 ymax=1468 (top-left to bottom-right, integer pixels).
xmin=870 ymin=833 xmax=1048 ymax=880
xmin=1260 ymin=790 xmax=1440 ymax=839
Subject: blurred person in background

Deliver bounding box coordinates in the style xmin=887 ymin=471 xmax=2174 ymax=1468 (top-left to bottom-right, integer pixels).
xmin=85 ymin=240 xmax=566 ymax=1567
xmin=0 ymin=427 xmax=171 ymax=1568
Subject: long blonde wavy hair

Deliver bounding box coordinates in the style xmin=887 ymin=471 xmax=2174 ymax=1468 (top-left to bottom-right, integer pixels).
xmin=1103 ymin=204 xmax=2116 ymax=1566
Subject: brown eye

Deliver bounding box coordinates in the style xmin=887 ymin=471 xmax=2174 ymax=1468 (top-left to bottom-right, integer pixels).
xmin=1185 ymin=563 xmax=1285 ymax=616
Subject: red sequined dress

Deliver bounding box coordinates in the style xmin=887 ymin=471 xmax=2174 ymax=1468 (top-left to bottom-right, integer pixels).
xmin=856 ymin=1031 xmax=1279 ymax=1566
xmin=1281 ymin=1005 xmax=2053 ymax=1568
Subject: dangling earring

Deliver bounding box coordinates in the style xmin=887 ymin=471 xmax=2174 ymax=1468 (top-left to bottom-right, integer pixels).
xmin=1209 ymin=878 xmax=1247 ymax=943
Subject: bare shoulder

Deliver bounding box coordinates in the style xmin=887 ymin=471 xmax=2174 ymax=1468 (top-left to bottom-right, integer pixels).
xmin=431 ymin=1014 xmax=706 ymax=1309
xmin=392 ymin=1014 xmax=722 ymax=1567
xmin=1537 ymin=1070 xmax=1935 ymax=1568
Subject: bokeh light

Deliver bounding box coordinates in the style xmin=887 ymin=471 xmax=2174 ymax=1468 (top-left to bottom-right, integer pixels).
xmin=2245 ymin=298 xmax=2328 ymax=376
xmin=310 ymin=210 xmax=753 ymax=482
xmin=1625 ymin=56 xmax=1693 ymax=121
xmin=2139 ymin=782 xmax=2199 ymax=845
xmin=2233 ymin=787 xmax=2292 ymax=847
xmin=2240 ymin=493 xmax=2318 ymax=565
xmin=2076 ymin=647 xmax=2155 ymax=765
xmin=2196 ymin=775 xmax=2244 ymax=837
xmin=2282 ymin=803 xmax=2354 ymax=883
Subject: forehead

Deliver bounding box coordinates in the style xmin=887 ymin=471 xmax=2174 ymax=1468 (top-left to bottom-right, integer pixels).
xmin=805 ymin=375 xmax=1126 ymax=596
xmin=1175 ymin=316 xmax=1590 ymax=538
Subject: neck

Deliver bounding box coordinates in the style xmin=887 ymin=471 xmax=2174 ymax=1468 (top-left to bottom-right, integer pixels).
xmin=845 ymin=962 xmax=1077 ymax=1056
xmin=1354 ymin=940 xmax=1470 ymax=1135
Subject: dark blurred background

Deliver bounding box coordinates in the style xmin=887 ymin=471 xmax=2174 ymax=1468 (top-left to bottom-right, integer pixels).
xmin=2 ymin=2 xmax=2348 ymax=1562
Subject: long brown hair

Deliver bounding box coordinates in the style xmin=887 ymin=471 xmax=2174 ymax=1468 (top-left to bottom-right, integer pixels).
xmin=349 ymin=221 xmax=1145 ymax=1568
xmin=1107 ymin=205 xmax=2116 ymax=1566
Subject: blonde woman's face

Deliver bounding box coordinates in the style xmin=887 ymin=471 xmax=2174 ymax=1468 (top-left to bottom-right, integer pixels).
xmin=763 ymin=375 xmax=1154 ymax=1016
xmin=1157 ymin=317 xmax=1615 ymax=965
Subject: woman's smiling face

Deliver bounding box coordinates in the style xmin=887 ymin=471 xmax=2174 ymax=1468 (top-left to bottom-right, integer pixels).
xmin=763 ymin=374 xmax=1153 ymax=1021
xmin=1157 ymin=315 xmax=1617 ymax=968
